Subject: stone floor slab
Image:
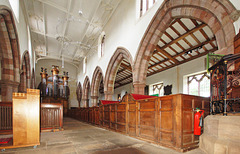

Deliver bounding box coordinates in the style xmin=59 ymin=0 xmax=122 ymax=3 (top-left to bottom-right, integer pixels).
xmin=0 ymin=117 xmax=206 ymax=154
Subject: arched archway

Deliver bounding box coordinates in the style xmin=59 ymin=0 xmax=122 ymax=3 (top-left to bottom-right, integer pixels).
xmin=91 ymin=66 xmax=104 ymax=106
xmin=133 ymin=0 xmax=237 ymax=94
xmin=31 ymin=68 xmax=36 ymax=89
xmin=0 ymin=7 xmax=20 ymax=101
xmin=19 ymin=51 xmax=31 ymax=93
xmin=104 ymin=47 xmax=133 ymax=100
xmin=76 ymin=82 xmax=82 ymax=108
xmin=82 ymin=76 xmax=90 ymax=107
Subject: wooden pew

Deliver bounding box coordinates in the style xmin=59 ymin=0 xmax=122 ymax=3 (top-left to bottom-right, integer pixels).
xmin=68 ymin=93 xmax=209 ymax=152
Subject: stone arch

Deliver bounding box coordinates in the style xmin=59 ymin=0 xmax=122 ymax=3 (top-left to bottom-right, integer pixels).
xmin=104 ymin=47 xmax=133 ymax=100
xmin=0 ymin=7 xmax=20 ymax=101
xmin=76 ymin=82 xmax=82 ymax=108
xmin=31 ymin=68 xmax=36 ymax=89
xmin=19 ymin=51 xmax=31 ymax=93
xmin=82 ymin=76 xmax=90 ymax=107
xmin=91 ymin=66 xmax=104 ymax=106
xmin=133 ymin=0 xmax=237 ymax=94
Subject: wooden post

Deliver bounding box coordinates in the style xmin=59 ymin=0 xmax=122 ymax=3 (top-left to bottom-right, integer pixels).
xmin=154 ymin=98 xmax=159 ymax=142
xmin=126 ymin=94 xmax=129 ymax=134
xmin=115 ymin=104 xmax=117 ymax=131
xmin=109 ymin=105 xmax=112 ymax=128
xmin=136 ymin=100 xmax=139 ymax=137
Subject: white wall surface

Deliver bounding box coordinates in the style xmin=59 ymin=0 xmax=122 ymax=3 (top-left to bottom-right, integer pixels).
xmin=113 ymin=55 xmax=207 ymax=97
xmin=0 ymin=0 xmax=33 ymax=71
xmin=113 ymin=83 xmax=134 ymax=101
xmin=79 ymin=0 xmax=164 ymax=85
xmin=77 ymin=0 xmax=239 ymax=103
xmin=35 ymin=59 xmax=78 ymax=108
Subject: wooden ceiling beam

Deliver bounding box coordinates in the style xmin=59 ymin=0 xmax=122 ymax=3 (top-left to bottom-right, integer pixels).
xmin=115 ymin=74 xmax=132 ymax=84
xmin=120 ymin=63 xmax=132 ymax=72
xmin=199 ymin=29 xmax=209 ymax=40
xmin=149 ymin=38 xmax=216 ymax=70
xmin=176 ymin=18 xmax=189 ymax=32
xmin=190 ymin=19 xmax=199 ymax=27
xmin=169 ymin=25 xmax=181 ymax=36
xmin=182 ymin=38 xmax=193 ymax=57
xmin=153 ymin=50 xmax=167 ymax=60
xmin=156 ymin=45 xmax=179 ymax=64
xmin=160 ymin=23 xmax=206 ymax=49
xmin=147 ymin=47 xmax=218 ymax=76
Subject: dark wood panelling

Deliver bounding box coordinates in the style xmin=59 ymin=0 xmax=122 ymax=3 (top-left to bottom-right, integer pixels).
xmin=41 ymin=103 xmax=63 ymax=130
xmin=0 ymin=102 xmax=63 ymax=134
xmin=68 ymin=94 xmax=209 ymax=152
xmin=0 ymin=102 xmax=12 ymax=132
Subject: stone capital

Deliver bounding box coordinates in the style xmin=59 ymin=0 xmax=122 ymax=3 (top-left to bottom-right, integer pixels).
xmin=133 ymin=82 xmax=146 ymax=87
xmin=230 ymin=10 xmax=240 ymax=21
xmin=91 ymin=96 xmax=99 ymax=99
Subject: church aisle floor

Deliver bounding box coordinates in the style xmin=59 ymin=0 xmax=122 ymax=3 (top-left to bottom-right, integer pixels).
xmin=1 ymin=117 xmax=206 ymax=154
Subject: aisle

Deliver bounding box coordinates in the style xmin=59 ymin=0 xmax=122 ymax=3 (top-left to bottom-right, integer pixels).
xmin=1 ymin=117 xmax=206 ymax=154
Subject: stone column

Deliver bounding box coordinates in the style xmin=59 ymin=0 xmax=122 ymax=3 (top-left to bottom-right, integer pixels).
xmin=91 ymin=96 xmax=99 ymax=106
xmin=104 ymin=91 xmax=113 ymax=100
xmin=133 ymin=82 xmax=146 ymax=95
xmin=82 ymin=99 xmax=89 ymax=107
xmin=0 ymin=80 xmax=19 ymax=102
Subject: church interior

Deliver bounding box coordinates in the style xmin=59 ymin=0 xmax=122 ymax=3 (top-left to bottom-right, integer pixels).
xmin=0 ymin=0 xmax=240 ymax=153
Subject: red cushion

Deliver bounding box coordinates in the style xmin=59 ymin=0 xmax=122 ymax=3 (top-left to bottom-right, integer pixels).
xmin=100 ymin=100 xmax=119 ymax=105
xmin=131 ymin=94 xmax=157 ymax=100
xmin=0 ymin=137 xmax=12 ymax=144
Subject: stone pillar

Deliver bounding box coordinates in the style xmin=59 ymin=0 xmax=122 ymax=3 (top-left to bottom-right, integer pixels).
xmin=133 ymin=82 xmax=146 ymax=95
xmin=0 ymin=80 xmax=19 ymax=102
xmin=40 ymin=67 xmax=48 ymax=97
xmin=51 ymin=66 xmax=59 ymax=98
xmin=82 ymin=99 xmax=89 ymax=107
xmin=91 ymin=96 xmax=99 ymax=106
xmin=104 ymin=91 xmax=113 ymax=100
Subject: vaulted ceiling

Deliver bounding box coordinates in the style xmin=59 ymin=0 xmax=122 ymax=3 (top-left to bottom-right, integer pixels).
xmin=23 ymin=0 xmax=121 ymax=65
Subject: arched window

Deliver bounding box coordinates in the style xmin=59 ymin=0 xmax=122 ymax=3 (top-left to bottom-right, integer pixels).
xmin=98 ymin=32 xmax=105 ymax=58
xmin=140 ymin=0 xmax=158 ymax=17
xmin=188 ymin=72 xmax=210 ymax=97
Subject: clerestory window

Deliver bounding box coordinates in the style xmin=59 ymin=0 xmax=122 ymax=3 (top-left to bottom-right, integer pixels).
xmin=140 ymin=0 xmax=158 ymax=17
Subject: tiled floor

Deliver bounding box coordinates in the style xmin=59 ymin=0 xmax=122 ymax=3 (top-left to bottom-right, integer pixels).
xmin=0 ymin=118 xmax=206 ymax=154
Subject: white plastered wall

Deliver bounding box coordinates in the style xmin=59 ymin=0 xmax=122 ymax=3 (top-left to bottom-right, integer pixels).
xmin=0 ymin=0 xmax=34 ymax=72
xmin=77 ymin=0 xmax=240 ymax=102
xmin=80 ymin=0 xmax=164 ymax=83
xmin=113 ymin=55 xmax=207 ymax=99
